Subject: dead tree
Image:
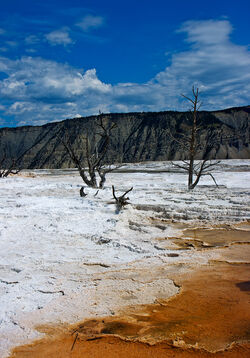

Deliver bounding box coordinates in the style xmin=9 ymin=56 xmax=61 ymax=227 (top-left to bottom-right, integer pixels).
xmin=58 ymin=114 xmax=119 ymax=189
xmin=0 ymin=126 xmax=55 ymax=178
xmin=0 ymin=152 xmax=20 ymax=177
xmin=79 ymin=186 xmax=87 ymax=197
xmin=112 ymin=185 xmax=133 ymax=211
xmin=172 ymin=87 xmax=220 ymax=190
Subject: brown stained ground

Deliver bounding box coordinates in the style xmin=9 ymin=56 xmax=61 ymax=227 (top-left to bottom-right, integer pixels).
xmin=183 ymin=227 xmax=250 ymax=248
xmin=9 ymin=337 xmax=250 ymax=358
xmin=9 ymin=225 xmax=250 ymax=358
xmin=158 ymin=223 xmax=250 ymax=251
xmin=10 ymin=262 xmax=250 ymax=358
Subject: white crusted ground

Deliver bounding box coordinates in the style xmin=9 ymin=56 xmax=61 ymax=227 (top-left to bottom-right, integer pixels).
xmin=0 ymin=160 xmax=249 ymax=357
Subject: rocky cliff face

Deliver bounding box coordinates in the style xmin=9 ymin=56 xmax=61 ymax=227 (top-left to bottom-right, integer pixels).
xmin=0 ymin=106 xmax=249 ymax=169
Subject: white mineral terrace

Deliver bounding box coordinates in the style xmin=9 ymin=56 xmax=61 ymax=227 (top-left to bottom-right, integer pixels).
xmin=0 ymin=160 xmax=249 ymax=357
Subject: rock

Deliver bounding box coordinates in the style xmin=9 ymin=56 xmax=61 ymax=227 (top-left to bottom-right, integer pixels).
xmin=0 ymin=106 xmax=249 ymax=168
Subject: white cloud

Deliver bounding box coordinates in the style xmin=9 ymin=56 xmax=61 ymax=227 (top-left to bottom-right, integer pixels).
xmin=45 ymin=28 xmax=74 ymax=46
xmin=0 ymin=19 xmax=249 ymax=126
xmin=0 ymin=56 xmax=110 ymax=99
xmin=154 ymin=19 xmax=250 ymax=109
xmin=0 ymin=28 xmax=5 ymax=35
xmin=178 ymin=20 xmax=232 ymax=45
xmin=76 ymin=15 xmax=104 ymax=32
xmin=0 ymin=56 xmax=112 ymax=125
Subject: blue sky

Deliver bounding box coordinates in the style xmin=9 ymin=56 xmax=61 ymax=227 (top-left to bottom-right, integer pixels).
xmin=0 ymin=0 xmax=249 ymax=127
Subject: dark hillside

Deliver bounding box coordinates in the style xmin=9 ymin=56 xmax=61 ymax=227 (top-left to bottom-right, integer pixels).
xmin=0 ymin=106 xmax=249 ymax=168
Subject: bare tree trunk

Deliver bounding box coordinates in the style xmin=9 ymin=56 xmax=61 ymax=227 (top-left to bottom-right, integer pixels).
xmin=97 ymin=170 xmax=106 ymax=189
xmin=171 ymin=87 xmax=220 ymax=190
xmin=187 ymin=88 xmax=198 ymax=189
xmin=188 ymin=157 xmax=194 ymax=189
xmin=57 ymin=114 xmax=118 ymax=190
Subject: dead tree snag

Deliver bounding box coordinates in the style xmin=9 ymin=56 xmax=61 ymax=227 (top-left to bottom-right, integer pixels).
xmin=112 ymin=185 xmax=133 ymax=211
xmin=172 ymin=86 xmax=220 ymax=190
xmin=58 ymin=113 xmax=120 ymax=190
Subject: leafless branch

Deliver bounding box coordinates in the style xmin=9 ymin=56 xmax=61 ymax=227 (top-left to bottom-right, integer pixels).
xmin=112 ymin=185 xmax=133 ymax=211
xmin=0 ymin=126 xmax=53 ymax=178
xmin=172 ymin=86 xmax=221 ymax=189
xmin=56 ymin=114 xmax=120 ymax=190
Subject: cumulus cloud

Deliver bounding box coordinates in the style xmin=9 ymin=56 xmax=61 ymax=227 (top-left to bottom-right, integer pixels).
xmin=0 ymin=56 xmax=112 ymax=125
xmin=0 ymin=19 xmax=249 ymax=126
xmin=76 ymin=15 xmax=104 ymax=32
xmin=0 ymin=56 xmax=110 ymax=99
xmin=45 ymin=28 xmax=74 ymax=46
